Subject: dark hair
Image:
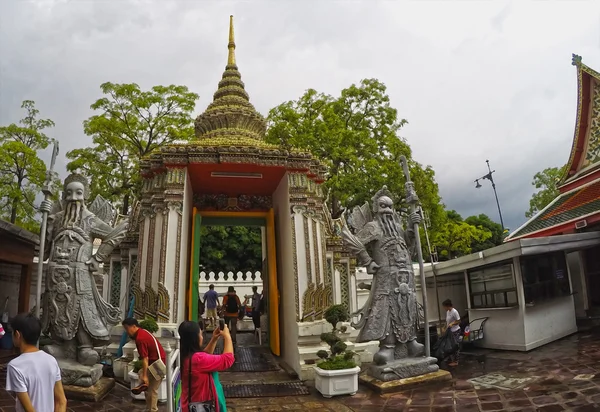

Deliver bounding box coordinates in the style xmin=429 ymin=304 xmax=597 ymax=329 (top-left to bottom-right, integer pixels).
xmin=209 ymin=284 xmax=214 ymax=290
xmin=11 ymin=313 xmax=41 ymax=345
xmin=252 ymin=286 xmax=258 ymax=292
xmin=179 ymin=321 xmax=202 ymax=360
xmin=121 ymin=317 xmax=139 ymax=327
xmin=228 ymin=286 xmax=235 ymax=293
xmin=442 ymin=299 xmax=453 ymax=307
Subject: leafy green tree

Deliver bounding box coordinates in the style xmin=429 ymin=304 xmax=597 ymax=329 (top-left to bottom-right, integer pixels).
xmin=66 ymin=82 xmax=199 ymax=214
xmin=526 ymin=165 xmax=566 ymax=218
xmin=198 ymin=226 xmax=262 ymax=273
xmin=465 ymin=214 xmax=504 ymax=252
xmin=431 ymin=210 xmax=492 ymax=260
xmin=265 ymin=79 xmax=444 ymax=230
xmin=0 ymin=100 xmax=56 ymax=231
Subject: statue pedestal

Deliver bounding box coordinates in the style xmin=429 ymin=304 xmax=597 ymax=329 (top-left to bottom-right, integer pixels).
xmin=64 ymin=377 xmax=115 ymax=402
xmin=369 ymin=356 xmax=440 ymax=382
xmin=58 ymin=359 xmax=104 ymax=387
xmin=360 ymin=369 xmax=452 ymax=394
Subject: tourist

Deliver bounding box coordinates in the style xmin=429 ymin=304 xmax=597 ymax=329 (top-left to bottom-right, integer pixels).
xmin=122 ymin=318 xmax=166 ymax=412
xmin=442 ymin=299 xmax=462 ymax=366
xmin=5 ymin=313 xmax=67 ymax=412
xmin=250 ymin=286 xmax=262 ymax=331
xmin=222 ymin=286 xmax=241 ymax=344
xmin=180 ymin=320 xmax=234 ymax=412
xmin=204 ymin=284 xmax=220 ymax=329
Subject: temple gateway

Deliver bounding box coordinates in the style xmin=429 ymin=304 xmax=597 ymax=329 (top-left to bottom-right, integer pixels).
xmin=109 ymin=16 xmax=376 ymax=378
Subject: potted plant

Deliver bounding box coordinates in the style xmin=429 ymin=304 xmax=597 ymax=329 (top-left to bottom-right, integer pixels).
xmin=314 ymin=305 xmax=361 ymax=398
xmin=139 ymin=317 xmax=159 ymax=335
xmin=128 ymin=359 xmax=146 ymax=400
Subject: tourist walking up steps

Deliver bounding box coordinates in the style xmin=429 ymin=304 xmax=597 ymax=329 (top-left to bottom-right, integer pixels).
xmin=122 ymin=317 xmax=166 ymax=412
xmin=222 ymin=286 xmax=241 ymax=344
xmin=5 ymin=313 xmax=67 ymax=412
xmin=204 ymin=284 xmax=220 ymax=329
xmin=180 ymin=320 xmax=235 ymax=412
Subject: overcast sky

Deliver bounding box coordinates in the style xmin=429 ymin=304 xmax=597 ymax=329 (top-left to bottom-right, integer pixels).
xmin=1 ymin=0 xmax=600 ymax=231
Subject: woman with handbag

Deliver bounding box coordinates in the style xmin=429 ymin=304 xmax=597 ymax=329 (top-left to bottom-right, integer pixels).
xmin=180 ymin=320 xmax=235 ymax=412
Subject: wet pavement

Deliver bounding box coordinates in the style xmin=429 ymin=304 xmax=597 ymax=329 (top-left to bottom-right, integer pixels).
xmin=4 ymin=331 xmax=600 ymax=411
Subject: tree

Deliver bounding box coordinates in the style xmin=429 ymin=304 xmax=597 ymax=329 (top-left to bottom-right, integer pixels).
xmin=265 ymin=79 xmax=445 ymax=230
xmin=526 ymin=165 xmax=566 ymax=218
xmin=0 ymin=100 xmax=56 ymax=231
xmin=431 ymin=210 xmax=492 ymax=260
xmin=198 ymin=226 xmax=263 ymax=273
xmin=465 ymin=214 xmax=504 ymax=252
xmin=66 ymin=82 xmax=199 ymax=214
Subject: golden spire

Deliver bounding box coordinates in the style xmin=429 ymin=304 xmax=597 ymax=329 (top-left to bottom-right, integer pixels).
xmin=228 ymin=15 xmax=236 ymax=66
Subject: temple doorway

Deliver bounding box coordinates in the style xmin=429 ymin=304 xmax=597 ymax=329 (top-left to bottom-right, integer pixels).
xmin=188 ymin=209 xmax=280 ymax=356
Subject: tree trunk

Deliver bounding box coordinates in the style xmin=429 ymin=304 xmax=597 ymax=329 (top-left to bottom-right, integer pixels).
xmin=10 ymin=197 xmax=18 ymax=223
xmin=122 ymin=193 xmax=130 ymax=216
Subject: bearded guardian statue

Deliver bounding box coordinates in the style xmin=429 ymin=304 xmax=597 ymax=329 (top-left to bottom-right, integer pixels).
xmin=341 ymin=186 xmax=438 ymax=381
xmin=39 ymin=174 xmax=128 ymax=373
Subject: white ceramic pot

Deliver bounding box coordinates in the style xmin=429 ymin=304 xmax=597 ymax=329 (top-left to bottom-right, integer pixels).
xmin=314 ymin=366 xmax=360 ymax=398
xmin=128 ymin=370 xmax=168 ymax=402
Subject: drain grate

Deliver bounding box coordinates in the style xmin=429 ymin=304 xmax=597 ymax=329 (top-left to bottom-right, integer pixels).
xmin=223 ymin=382 xmax=310 ymax=398
xmin=214 ymin=346 xmax=280 ymax=372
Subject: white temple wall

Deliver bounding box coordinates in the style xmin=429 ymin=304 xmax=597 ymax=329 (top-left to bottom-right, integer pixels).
xmin=150 ymin=212 xmax=163 ymax=290
xmin=139 ymin=217 xmax=151 ymax=290
xmin=273 ymin=174 xmax=299 ymax=375
xmin=163 ymin=206 xmax=180 ymax=319
xmin=293 ymin=210 xmax=308 ymax=319
xmin=176 ymin=171 xmax=193 ymax=325
xmin=198 ymin=271 xmax=263 ymax=301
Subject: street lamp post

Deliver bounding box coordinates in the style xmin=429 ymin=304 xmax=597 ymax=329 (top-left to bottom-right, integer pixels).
xmin=474 ymin=160 xmax=505 ymax=231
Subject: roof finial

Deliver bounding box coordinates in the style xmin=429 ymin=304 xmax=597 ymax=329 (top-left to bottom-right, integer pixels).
xmin=572 ymin=54 xmax=582 ymax=67
xmin=228 ymin=15 xmax=236 ymax=66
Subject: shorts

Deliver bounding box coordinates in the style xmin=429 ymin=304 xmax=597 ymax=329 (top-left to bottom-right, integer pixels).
xmin=206 ymin=308 xmax=218 ymax=318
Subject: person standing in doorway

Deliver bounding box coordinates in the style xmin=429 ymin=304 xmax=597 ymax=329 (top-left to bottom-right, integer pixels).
xmin=442 ymin=299 xmax=461 ymax=367
xmin=6 ymin=313 xmax=67 ymax=412
xmin=203 ymin=284 xmax=220 ymax=329
xmin=251 ymin=286 xmax=262 ymax=332
xmin=222 ymin=287 xmax=241 ymax=345
xmin=122 ymin=318 xmax=166 ymax=412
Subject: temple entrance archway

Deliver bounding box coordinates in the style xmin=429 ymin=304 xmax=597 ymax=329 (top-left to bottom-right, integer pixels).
xmin=188 ymin=210 xmax=280 ymax=355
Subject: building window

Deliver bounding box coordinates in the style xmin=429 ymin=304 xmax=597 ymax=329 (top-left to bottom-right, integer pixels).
xmin=468 ymin=262 xmax=518 ymax=309
xmin=520 ymin=252 xmax=570 ymax=304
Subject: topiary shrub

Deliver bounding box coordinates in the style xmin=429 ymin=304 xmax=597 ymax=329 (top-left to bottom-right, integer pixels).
xmin=139 ymin=317 xmax=159 ymax=334
xmin=317 ymin=305 xmax=357 ymax=370
xmin=132 ymin=359 xmax=144 ymax=373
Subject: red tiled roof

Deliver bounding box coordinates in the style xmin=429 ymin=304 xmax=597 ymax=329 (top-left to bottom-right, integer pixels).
xmin=507 ymin=178 xmax=600 ymax=240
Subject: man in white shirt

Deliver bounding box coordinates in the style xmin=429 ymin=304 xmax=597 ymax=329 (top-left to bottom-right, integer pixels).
xmin=443 ymin=299 xmax=462 ymax=366
xmin=5 ymin=313 xmax=67 ymax=412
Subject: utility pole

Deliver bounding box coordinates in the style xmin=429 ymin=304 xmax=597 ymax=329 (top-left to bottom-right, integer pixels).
xmin=474 ymin=160 xmax=505 ymax=231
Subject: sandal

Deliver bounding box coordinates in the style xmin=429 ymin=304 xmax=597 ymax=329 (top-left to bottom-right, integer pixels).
xmin=131 ymin=383 xmax=148 ymax=394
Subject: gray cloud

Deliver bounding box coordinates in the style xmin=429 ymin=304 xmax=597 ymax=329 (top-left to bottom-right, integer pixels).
xmin=1 ymin=0 xmax=600 ymax=233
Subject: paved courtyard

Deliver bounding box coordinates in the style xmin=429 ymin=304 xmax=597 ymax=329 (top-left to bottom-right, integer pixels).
xmin=4 ymin=330 xmax=600 ymax=411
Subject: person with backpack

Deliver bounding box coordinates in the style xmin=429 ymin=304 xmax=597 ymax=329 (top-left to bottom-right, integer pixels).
xmin=222 ymin=287 xmax=241 ymax=345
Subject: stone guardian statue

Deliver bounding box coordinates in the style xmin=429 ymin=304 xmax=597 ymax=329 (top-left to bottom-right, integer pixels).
xmin=341 ymin=186 xmax=438 ymax=381
xmin=39 ymin=173 xmax=128 ymax=386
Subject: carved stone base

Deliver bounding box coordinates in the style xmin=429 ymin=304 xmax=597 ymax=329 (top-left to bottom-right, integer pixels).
xmin=58 ymin=359 xmax=104 ymax=387
xmin=369 ymin=356 xmax=439 ymax=382
xmin=64 ymin=377 xmax=115 ymax=402
xmin=359 ymin=369 xmax=452 ymax=394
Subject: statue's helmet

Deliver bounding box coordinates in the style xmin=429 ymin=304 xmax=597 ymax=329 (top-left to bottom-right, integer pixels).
xmin=63 ymin=173 xmax=90 ymax=201
xmin=371 ymin=186 xmax=395 ymax=214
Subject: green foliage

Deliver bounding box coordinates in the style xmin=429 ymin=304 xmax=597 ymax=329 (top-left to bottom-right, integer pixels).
xmin=265 ymin=79 xmax=444 ymax=229
xmin=139 ymin=317 xmax=159 ymax=333
xmin=432 ymin=210 xmax=492 ymax=260
xmin=0 ymin=100 xmax=58 ymax=232
xmin=317 ymin=305 xmax=357 ymax=370
xmin=199 ymin=226 xmax=262 ymax=273
xmin=132 ymin=359 xmax=144 ymax=373
xmin=465 ymin=214 xmax=505 ymax=252
xmin=66 ymin=82 xmax=199 ymax=214
xmin=526 ymin=165 xmax=566 ymax=218
xmin=323 ymin=304 xmax=349 ymax=331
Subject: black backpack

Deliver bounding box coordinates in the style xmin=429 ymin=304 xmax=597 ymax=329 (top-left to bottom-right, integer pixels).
xmin=226 ymin=295 xmax=239 ymax=314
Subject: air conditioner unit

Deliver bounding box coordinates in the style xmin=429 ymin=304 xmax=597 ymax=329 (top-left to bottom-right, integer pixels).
xmin=575 ymin=220 xmax=588 ymax=229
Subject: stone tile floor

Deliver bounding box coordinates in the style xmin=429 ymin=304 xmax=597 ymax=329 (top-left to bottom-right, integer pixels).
xmin=5 ymin=330 xmax=600 ymax=411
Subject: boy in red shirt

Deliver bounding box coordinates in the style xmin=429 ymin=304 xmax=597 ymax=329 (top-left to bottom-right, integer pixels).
xmin=122 ymin=318 xmax=166 ymax=412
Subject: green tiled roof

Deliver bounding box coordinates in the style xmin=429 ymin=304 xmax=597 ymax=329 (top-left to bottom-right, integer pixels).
xmin=508 ymin=178 xmax=600 ymax=239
